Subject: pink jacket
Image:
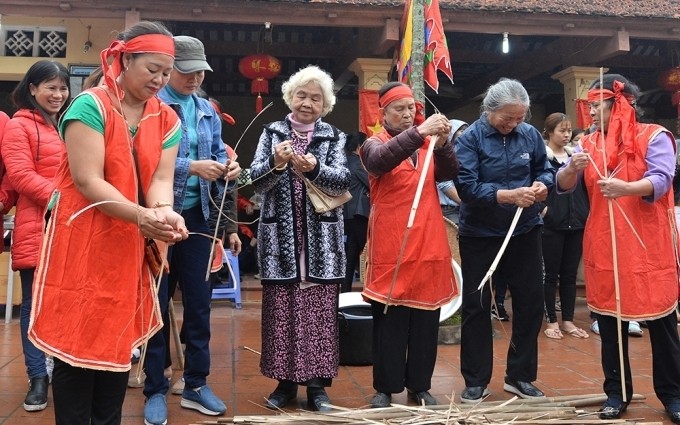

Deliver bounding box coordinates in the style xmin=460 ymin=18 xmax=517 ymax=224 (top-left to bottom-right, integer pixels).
xmin=1 ymin=109 xmax=63 ymax=269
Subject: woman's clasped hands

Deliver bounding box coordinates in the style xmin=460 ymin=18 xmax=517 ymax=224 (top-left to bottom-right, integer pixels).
xmin=137 ymin=206 xmax=189 ymax=243
xmin=274 ymin=141 xmax=318 ymax=173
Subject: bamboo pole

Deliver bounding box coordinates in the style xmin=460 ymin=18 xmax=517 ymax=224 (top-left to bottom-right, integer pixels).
xmin=598 ymin=66 xmax=627 ymax=403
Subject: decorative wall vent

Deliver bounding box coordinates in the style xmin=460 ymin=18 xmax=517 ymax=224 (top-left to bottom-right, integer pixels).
xmin=2 ymin=26 xmax=67 ymax=58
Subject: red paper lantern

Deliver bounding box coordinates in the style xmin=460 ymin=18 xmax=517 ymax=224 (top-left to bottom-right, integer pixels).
xmin=658 ymin=67 xmax=680 ymax=134
xmin=659 ymin=67 xmax=680 ymax=92
xmin=238 ymin=54 xmax=281 ymax=112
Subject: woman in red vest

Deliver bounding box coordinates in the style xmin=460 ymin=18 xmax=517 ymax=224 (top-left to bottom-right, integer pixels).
xmin=29 ymin=21 xmax=188 ymax=424
xmin=360 ymin=82 xmax=458 ymax=408
xmin=557 ymin=74 xmax=680 ymax=423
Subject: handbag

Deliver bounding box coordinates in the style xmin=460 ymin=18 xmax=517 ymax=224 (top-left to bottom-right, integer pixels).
xmin=145 ymin=238 xmax=166 ymax=277
xmin=302 ymin=176 xmax=352 ymax=214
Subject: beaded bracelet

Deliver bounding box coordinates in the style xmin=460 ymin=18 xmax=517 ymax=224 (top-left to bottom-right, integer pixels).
xmin=152 ymin=201 xmax=173 ymax=208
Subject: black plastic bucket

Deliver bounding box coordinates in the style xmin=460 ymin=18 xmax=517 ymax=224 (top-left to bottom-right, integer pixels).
xmin=337 ymin=306 xmax=373 ymax=366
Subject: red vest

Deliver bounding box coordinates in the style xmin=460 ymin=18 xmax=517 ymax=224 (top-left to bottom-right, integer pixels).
xmin=29 ymin=88 xmax=179 ymax=371
xmin=582 ymin=123 xmax=679 ymax=320
xmin=362 ymin=130 xmax=457 ymax=310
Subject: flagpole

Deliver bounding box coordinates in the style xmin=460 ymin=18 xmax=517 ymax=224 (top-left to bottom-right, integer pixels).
xmin=411 ymin=0 xmax=425 ymax=104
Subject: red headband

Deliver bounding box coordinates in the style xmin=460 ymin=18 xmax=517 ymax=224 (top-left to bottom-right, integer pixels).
xmin=379 ymin=85 xmax=414 ymax=108
xmin=101 ymin=34 xmax=175 ymax=100
xmin=587 ymin=80 xmax=637 ymax=171
xmin=379 ymin=85 xmax=425 ymax=126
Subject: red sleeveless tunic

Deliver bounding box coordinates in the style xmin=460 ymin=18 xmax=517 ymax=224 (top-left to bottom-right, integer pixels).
xmin=29 ymin=88 xmax=180 ymax=371
xmin=582 ymin=123 xmax=679 ymax=320
xmin=362 ymin=130 xmax=457 ymax=310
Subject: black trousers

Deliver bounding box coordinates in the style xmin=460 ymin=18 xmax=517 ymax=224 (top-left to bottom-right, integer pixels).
xmin=53 ymin=358 xmax=128 ymax=425
xmin=596 ymin=311 xmax=680 ymax=406
xmin=370 ymin=301 xmax=440 ymax=394
xmin=542 ymin=227 xmax=584 ymax=323
xmin=460 ymin=226 xmax=544 ymax=387
xmin=342 ymin=216 xmax=368 ymax=293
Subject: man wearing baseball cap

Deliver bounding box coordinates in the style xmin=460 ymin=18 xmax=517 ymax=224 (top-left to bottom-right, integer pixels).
xmin=142 ymin=35 xmax=241 ymax=425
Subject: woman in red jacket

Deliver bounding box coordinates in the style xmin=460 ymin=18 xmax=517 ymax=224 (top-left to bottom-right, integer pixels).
xmin=1 ymin=60 xmax=70 ymax=412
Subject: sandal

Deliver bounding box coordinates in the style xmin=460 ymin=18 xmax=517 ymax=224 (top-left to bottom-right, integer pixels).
xmin=562 ymin=327 xmax=589 ymax=339
xmin=544 ymin=328 xmax=563 ymax=339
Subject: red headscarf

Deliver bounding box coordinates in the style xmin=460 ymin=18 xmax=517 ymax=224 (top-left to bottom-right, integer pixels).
xmin=587 ymin=80 xmax=637 ymax=172
xmin=100 ymin=34 xmax=175 ymax=101
xmin=378 ymin=84 xmax=426 ymax=126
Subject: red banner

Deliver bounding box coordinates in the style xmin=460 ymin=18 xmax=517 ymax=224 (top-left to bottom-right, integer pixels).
xmin=575 ymin=99 xmax=591 ymax=131
xmin=359 ymin=89 xmax=382 ymax=137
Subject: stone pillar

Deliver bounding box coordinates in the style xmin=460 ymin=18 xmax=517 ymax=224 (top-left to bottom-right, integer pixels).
xmin=349 ymin=58 xmax=393 ymax=91
xmin=125 ymin=9 xmax=141 ymax=29
xmin=551 ymin=66 xmax=608 ymax=124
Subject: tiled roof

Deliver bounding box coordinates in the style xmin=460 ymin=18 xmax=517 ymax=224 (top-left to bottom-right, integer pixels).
xmin=297 ymin=0 xmax=680 ymax=19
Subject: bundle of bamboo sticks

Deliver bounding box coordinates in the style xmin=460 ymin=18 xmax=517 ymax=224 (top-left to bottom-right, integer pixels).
xmin=190 ymin=393 xmax=661 ymax=425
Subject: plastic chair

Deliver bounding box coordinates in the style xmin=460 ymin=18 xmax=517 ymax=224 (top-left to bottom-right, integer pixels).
xmin=211 ymin=250 xmax=242 ymax=308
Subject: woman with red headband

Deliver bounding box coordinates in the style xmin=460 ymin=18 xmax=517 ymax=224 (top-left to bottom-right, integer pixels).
xmin=360 ymin=81 xmax=458 ymax=408
xmin=557 ymin=74 xmax=680 ymax=423
xmin=28 ymin=21 xmax=188 ymax=424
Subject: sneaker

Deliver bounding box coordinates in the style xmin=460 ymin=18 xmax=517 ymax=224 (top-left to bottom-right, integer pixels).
xmin=503 ymin=377 xmax=545 ymax=399
xmin=408 ymin=390 xmax=438 ymax=406
xmin=628 ymin=321 xmax=643 ymax=337
xmin=131 ymin=347 xmax=141 ymax=364
xmin=307 ymin=388 xmax=332 ymax=412
xmin=253 ymin=273 xmax=261 ymax=280
xmin=460 ymin=386 xmax=490 ymax=403
xmin=23 ymin=376 xmax=49 ymax=412
xmin=370 ymin=392 xmax=391 ymax=408
xmin=591 ymin=320 xmax=600 ymax=335
xmin=491 ymin=304 xmax=510 ymax=321
xmin=171 ymin=376 xmax=185 ymax=395
xmin=144 ymin=393 xmax=167 ymax=425
xmin=181 ymin=385 xmax=227 ymax=416
xmin=45 ymin=356 xmax=54 ymax=384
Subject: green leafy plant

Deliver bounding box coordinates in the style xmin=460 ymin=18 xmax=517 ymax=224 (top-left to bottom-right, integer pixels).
xmin=440 ymin=310 xmax=461 ymax=326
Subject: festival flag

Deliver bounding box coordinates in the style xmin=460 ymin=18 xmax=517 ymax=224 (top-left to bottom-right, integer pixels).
xmin=359 ymin=89 xmax=382 ymax=136
xmin=575 ymin=99 xmax=592 ymax=130
xmin=423 ymin=0 xmax=453 ymax=92
xmin=395 ymin=0 xmax=453 ymax=93
xmin=395 ymin=0 xmax=414 ymax=85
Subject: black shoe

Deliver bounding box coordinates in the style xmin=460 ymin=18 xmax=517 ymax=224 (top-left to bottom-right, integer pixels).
xmin=408 ymin=390 xmax=438 ymax=406
xmin=266 ymin=382 xmax=298 ymax=409
xmin=598 ymin=398 xmax=628 ymax=419
xmin=503 ymin=377 xmax=545 ymax=399
xmin=460 ymin=386 xmax=490 ymax=403
xmin=665 ymin=402 xmax=680 ymax=424
xmin=307 ymin=388 xmax=332 ymax=412
xmin=24 ymin=375 xmax=49 ymax=412
xmin=491 ymin=304 xmax=510 ymax=321
xmin=370 ymin=392 xmax=391 ymax=408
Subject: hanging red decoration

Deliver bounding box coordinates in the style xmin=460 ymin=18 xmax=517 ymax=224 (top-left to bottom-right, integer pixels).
xmin=238 ymin=54 xmax=281 ymax=112
xmin=658 ymin=67 xmax=680 ymax=135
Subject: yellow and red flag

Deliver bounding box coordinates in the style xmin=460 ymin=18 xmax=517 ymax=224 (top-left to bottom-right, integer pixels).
xmin=396 ymin=0 xmax=414 ymax=85
xmin=396 ymin=0 xmax=453 ymax=93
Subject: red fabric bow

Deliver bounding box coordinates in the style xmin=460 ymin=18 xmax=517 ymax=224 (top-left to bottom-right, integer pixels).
xmin=587 ymin=80 xmax=637 ymax=172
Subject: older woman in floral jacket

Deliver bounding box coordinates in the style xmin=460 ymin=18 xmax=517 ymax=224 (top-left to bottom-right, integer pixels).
xmin=250 ymin=65 xmax=350 ymax=412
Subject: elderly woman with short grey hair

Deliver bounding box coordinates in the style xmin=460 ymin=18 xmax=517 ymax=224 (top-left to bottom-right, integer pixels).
xmin=454 ymin=78 xmax=553 ymax=404
xmin=250 ymin=65 xmax=350 ymax=412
